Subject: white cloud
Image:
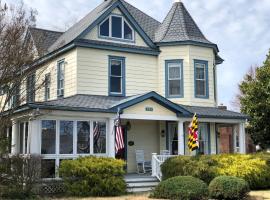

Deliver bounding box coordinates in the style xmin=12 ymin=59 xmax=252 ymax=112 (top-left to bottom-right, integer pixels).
xmin=4 ymin=0 xmax=270 ymax=110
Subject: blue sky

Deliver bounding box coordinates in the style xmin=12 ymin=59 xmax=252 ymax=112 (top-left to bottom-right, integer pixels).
xmin=7 ymin=0 xmax=270 ymax=110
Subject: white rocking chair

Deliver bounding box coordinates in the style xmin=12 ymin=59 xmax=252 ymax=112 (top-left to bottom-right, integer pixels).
xmin=135 ymin=150 xmax=152 ymax=174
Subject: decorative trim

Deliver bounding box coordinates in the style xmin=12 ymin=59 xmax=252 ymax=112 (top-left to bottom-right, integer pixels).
xmin=165 ymin=59 xmax=184 ymax=98
xmin=108 ymin=55 xmax=126 ymax=97
xmin=194 ymin=59 xmax=209 ymax=99
xmin=156 ymin=41 xmax=219 ymax=53
xmin=74 ymin=39 xmax=159 ymax=56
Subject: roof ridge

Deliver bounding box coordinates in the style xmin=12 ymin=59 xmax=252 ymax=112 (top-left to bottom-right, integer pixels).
xmin=29 ymin=26 xmax=63 ymax=34
xmin=119 ymin=0 xmax=161 ymax=24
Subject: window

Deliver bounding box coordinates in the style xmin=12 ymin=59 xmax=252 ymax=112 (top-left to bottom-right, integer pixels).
xmin=41 ymin=120 xmax=56 ymax=154
xmin=41 ymin=119 xmax=107 ymax=179
xmin=93 ymin=121 xmax=106 ymax=154
xmin=26 ymin=73 xmax=35 ymax=103
xmin=109 ymin=56 xmax=125 ymax=96
xmin=44 ymin=73 xmax=51 ymax=101
xmin=198 ymin=123 xmax=210 ymax=155
xmin=99 ymin=15 xmax=134 ymax=41
xmin=41 ymin=159 xmax=55 ymax=178
xmin=194 ymin=60 xmax=209 ymax=98
xmin=165 ymin=60 xmax=183 ymax=98
xmin=60 ymin=121 xmax=73 ymax=154
xmin=8 ymin=84 xmax=20 ymax=108
xmin=19 ymin=122 xmax=28 ymax=154
xmin=57 ymin=60 xmax=65 ymax=97
xmin=77 ymin=121 xmax=90 ymax=154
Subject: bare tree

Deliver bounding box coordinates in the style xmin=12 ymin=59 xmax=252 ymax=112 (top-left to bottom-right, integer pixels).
xmin=0 ymin=1 xmax=45 ymax=154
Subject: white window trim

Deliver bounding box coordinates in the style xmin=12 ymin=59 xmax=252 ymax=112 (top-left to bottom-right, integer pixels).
xmin=167 ymin=62 xmax=182 ymax=96
xmin=99 ymin=15 xmax=135 ymax=42
xmin=195 ymin=63 xmax=207 ymax=96
xmin=109 ymin=58 xmax=123 ymax=95
xmin=40 ymin=118 xmax=109 ymax=179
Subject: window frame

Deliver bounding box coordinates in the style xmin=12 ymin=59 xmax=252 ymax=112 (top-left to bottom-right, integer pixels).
xmin=40 ymin=118 xmax=108 ymax=180
xmin=26 ymin=73 xmax=36 ymax=103
xmin=44 ymin=73 xmax=51 ymax=101
xmin=194 ymin=59 xmax=209 ymax=99
xmin=165 ymin=59 xmax=184 ymax=98
xmin=57 ymin=59 xmax=65 ymax=98
xmin=108 ymin=56 xmax=126 ymax=97
xmin=99 ymin=14 xmax=135 ymax=43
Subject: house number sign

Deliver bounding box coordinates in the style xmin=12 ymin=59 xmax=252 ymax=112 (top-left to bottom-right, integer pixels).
xmin=145 ymin=107 xmax=154 ymax=112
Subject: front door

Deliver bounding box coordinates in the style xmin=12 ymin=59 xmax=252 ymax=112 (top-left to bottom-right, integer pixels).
xmin=168 ymin=122 xmax=178 ymax=155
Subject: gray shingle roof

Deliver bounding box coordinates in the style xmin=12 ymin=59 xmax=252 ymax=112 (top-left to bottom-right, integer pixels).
xmin=29 ymin=93 xmax=247 ymax=120
xmin=28 ymin=27 xmax=63 ymax=55
xmin=180 ymin=104 xmax=248 ymax=120
xmin=48 ymin=0 xmax=161 ymax=52
xmin=155 ymin=2 xmax=214 ymax=45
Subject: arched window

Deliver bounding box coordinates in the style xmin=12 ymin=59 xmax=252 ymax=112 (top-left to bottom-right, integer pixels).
xmin=99 ymin=15 xmax=134 ymax=41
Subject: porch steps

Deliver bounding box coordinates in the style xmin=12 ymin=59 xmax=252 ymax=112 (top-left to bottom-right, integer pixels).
xmin=125 ymin=175 xmax=160 ymax=193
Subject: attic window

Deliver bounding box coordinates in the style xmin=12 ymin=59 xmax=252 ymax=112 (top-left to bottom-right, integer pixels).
xmin=99 ymin=15 xmax=134 ymax=41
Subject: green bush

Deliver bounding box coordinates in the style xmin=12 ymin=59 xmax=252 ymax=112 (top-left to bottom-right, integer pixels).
xmin=161 ymin=154 xmax=270 ymax=189
xmin=151 ymin=176 xmax=208 ymax=200
xmin=161 ymin=155 xmax=217 ymax=184
xmin=209 ymin=176 xmax=250 ymax=200
xmin=59 ymin=156 xmax=126 ymax=197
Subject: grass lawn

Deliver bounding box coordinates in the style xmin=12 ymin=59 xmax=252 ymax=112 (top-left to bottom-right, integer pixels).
xmin=44 ymin=191 xmax=270 ymax=200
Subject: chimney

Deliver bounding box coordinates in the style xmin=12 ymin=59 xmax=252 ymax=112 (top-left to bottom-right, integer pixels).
xmin=218 ymin=104 xmax=227 ymax=110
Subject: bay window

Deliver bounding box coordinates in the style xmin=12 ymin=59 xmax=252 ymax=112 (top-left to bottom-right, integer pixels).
xmin=41 ymin=119 xmax=108 ymax=178
xmin=99 ymin=15 xmax=134 ymax=41
xmin=194 ymin=60 xmax=209 ymax=98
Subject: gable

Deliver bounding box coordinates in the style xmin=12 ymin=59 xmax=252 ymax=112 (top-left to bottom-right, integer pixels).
xmin=123 ymin=99 xmax=176 ymax=116
xmin=83 ymin=8 xmax=148 ymax=47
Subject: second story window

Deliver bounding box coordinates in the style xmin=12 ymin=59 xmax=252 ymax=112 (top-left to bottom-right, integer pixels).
xmin=26 ymin=73 xmax=35 ymax=103
xmin=44 ymin=73 xmax=51 ymax=101
xmin=194 ymin=60 xmax=209 ymax=98
xmin=57 ymin=60 xmax=65 ymax=98
xmin=165 ymin=60 xmax=183 ymax=98
xmin=99 ymin=15 xmax=134 ymax=41
xmin=109 ymin=56 xmax=125 ymax=96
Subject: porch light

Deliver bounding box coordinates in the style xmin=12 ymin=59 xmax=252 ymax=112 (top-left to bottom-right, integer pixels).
xmin=126 ymin=121 xmax=131 ymax=131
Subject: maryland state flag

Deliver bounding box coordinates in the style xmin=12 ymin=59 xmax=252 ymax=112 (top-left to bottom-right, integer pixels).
xmin=188 ymin=114 xmax=199 ymax=151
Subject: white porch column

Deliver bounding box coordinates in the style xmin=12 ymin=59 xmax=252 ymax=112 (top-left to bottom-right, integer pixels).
xmin=178 ymin=120 xmax=185 ymax=155
xmin=239 ymin=123 xmax=246 ymax=154
xmin=108 ymin=118 xmax=115 ymax=158
xmin=11 ymin=120 xmax=19 ymax=154
xmin=232 ymin=125 xmax=238 ymax=153
xmin=29 ymin=119 xmax=40 ymax=154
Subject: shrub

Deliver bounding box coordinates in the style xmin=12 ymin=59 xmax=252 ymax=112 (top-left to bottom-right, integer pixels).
xmin=0 ymin=154 xmax=41 ymax=199
xmin=59 ymin=156 xmax=126 ymax=197
xmin=209 ymin=176 xmax=250 ymax=200
xmin=151 ymin=176 xmax=208 ymax=200
xmin=161 ymin=155 xmax=217 ymax=183
xmin=213 ymin=154 xmax=270 ymax=189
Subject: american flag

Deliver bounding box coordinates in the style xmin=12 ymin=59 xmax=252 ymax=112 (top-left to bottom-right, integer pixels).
xmin=115 ymin=113 xmax=124 ymax=154
xmin=93 ymin=122 xmax=100 ymax=142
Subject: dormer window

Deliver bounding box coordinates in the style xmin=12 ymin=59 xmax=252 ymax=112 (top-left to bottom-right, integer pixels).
xmin=99 ymin=15 xmax=134 ymax=41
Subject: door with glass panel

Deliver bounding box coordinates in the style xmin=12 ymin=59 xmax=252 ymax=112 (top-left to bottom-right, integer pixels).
xmin=198 ymin=123 xmax=210 ymax=155
xmin=168 ymin=122 xmax=178 ymax=155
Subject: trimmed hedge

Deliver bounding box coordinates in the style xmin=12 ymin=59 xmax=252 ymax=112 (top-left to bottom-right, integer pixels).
xmin=151 ymin=176 xmax=208 ymax=200
xmin=161 ymin=153 xmax=270 ymax=189
xmin=59 ymin=156 xmax=126 ymax=197
xmin=209 ymin=176 xmax=250 ymax=200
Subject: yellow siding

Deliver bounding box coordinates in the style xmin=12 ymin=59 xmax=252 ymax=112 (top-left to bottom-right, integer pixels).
xmin=83 ymin=8 xmax=149 ymax=48
xmin=77 ymin=47 xmax=158 ymax=96
xmin=123 ymin=99 xmax=176 ymax=116
xmin=125 ymin=120 xmax=159 ymax=173
xmin=158 ymin=45 xmax=216 ymax=107
xmin=35 ymin=49 xmax=77 ymax=102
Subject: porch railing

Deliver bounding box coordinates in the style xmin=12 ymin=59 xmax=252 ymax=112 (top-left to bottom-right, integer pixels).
xmin=152 ymin=153 xmax=176 ymax=181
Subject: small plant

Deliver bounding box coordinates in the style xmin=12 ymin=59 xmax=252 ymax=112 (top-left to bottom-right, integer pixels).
xmin=150 ymin=176 xmax=208 ymax=200
xmin=59 ymin=156 xmax=126 ymax=197
xmin=208 ymin=176 xmax=250 ymax=200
